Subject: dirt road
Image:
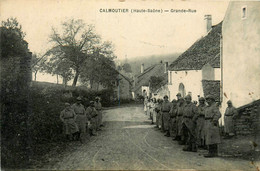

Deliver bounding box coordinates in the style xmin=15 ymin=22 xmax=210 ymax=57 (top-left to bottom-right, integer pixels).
xmin=43 ymin=106 xmax=258 ymax=170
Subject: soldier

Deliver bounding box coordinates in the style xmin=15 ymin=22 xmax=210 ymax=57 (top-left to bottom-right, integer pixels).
xmin=151 ymin=98 xmax=156 ymax=124
xmin=204 ymin=95 xmax=221 ymax=157
xmin=158 ymin=99 xmax=163 ymax=130
xmin=72 ymin=97 xmax=87 ymax=142
xmin=154 ymin=99 xmax=160 ymax=128
xmin=169 ymin=99 xmax=178 ymax=139
xmin=86 ymin=101 xmax=98 ymax=136
xmin=161 ymin=95 xmax=172 ymax=137
xmin=60 ymin=103 xmax=79 ymax=141
xmin=182 ymin=95 xmax=198 ymax=152
xmin=175 ymin=97 xmax=185 ymax=144
xmin=144 ymin=96 xmax=148 ymax=115
xmin=224 ymin=100 xmax=238 ymax=138
xmin=94 ymin=97 xmax=103 ymax=130
xmin=194 ymin=97 xmax=207 ymax=148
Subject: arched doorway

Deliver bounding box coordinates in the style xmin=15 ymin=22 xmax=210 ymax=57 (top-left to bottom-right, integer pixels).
xmin=179 ymin=83 xmax=186 ymax=97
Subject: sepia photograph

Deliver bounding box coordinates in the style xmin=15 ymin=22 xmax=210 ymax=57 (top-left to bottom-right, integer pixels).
xmin=0 ymin=0 xmax=260 ymax=170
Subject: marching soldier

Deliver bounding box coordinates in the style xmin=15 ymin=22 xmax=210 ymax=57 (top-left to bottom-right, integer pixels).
xmin=60 ymin=103 xmax=79 ymax=141
xmin=182 ymin=95 xmax=198 ymax=152
xmin=86 ymin=101 xmax=98 ymax=136
xmin=204 ymin=95 xmax=222 ymax=157
xmin=169 ymin=99 xmax=178 ymax=138
xmin=224 ymin=100 xmax=238 ymax=138
xmin=161 ymin=95 xmax=172 ymax=137
xmin=94 ymin=97 xmax=103 ymax=130
xmin=175 ymin=97 xmax=185 ymax=143
xmin=194 ymin=97 xmax=207 ymax=148
xmin=72 ymin=97 xmax=87 ymax=142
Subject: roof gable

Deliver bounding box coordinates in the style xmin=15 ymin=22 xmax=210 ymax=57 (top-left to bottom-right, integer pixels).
xmin=169 ymin=22 xmax=222 ymax=71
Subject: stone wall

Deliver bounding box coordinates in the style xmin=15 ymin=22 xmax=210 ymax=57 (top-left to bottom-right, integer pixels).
xmin=234 ymin=99 xmax=260 ymax=136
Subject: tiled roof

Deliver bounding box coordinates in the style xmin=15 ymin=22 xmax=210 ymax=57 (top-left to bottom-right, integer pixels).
xmin=133 ymin=63 xmax=166 ymax=93
xmin=169 ymin=22 xmax=222 ymax=71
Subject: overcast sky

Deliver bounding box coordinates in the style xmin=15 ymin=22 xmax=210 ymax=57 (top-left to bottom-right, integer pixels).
xmin=1 ymin=0 xmax=229 ymax=61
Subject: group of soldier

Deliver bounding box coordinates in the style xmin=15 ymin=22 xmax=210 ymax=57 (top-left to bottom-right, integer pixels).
xmin=144 ymin=93 xmax=238 ymax=158
xmin=60 ymin=96 xmax=103 ymax=143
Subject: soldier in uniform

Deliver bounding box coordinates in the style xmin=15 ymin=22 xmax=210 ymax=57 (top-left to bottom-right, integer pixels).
xmin=194 ymin=97 xmax=207 ymax=148
xmin=182 ymin=95 xmax=198 ymax=152
xmin=86 ymin=101 xmax=98 ymax=136
xmin=161 ymin=95 xmax=172 ymax=137
xmin=154 ymin=99 xmax=160 ymax=128
xmin=204 ymin=95 xmax=222 ymax=157
xmin=72 ymin=97 xmax=87 ymax=142
xmin=60 ymin=103 xmax=79 ymax=141
xmin=94 ymin=97 xmax=103 ymax=130
xmin=224 ymin=100 xmax=238 ymax=138
xmin=169 ymin=99 xmax=178 ymax=138
xmin=158 ymin=99 xmax=163 ymax=130
xmin=175 ymin=97 xmax=185 ymax=143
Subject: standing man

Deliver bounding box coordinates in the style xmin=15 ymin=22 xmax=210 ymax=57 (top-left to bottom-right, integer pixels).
xmin=195 ymin=97 xmax=207 ymax=148
xmin=161 ymin=95 xmax=172 ymax=137
xmin=86 ymin=101 xmax=98 ymax=136
xmin=60 ymin=103 xmax=79 ymax=141
xmin=182 ymin=95 xmax=198 ymax=152
xmin=224 ymin=100 xmax=238 ymax=138
xmin=94 ymin=97 xmax=103 ymax=130
xmin=204 ymin=95 xmax=221 ymax=157
xmin=175 ymin=97 xmax=185 ymax=143
xmin=169 ymin=99 xmax=178 ymax=138
xmin=72 ymin=97 xmax=87 ymax=142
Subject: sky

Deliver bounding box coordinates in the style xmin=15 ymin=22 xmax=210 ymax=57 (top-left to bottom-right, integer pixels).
xmin=0 ymin=0 xmax=229 ymax=83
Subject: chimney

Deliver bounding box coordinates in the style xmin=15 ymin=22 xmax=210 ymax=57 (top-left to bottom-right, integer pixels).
xmin=141 ymin=63 xmax=144 ymax=73
xmin=164 ymin=62 xmax=168 ymax=73
xmin=204 ymin=15 xmax=212 ymax=33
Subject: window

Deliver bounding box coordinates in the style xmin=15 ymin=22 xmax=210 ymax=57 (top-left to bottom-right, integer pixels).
xmin=241 ymin=6 xmax=247 ymax=19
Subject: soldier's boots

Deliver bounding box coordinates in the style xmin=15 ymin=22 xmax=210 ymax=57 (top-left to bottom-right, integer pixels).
xmin=204 ymin=145 xmax=218 ymax=157
xmin=164 ymin=131 xmax=170 ymax=137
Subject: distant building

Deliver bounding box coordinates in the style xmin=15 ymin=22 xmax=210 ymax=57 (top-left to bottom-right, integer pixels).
xmin=133 ymin=61 xmax=168 ymax=98
xmin=168 ymin=16 xmax=221 ymax=102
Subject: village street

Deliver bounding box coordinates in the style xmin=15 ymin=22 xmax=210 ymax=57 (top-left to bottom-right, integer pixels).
xmin=42 ymin=105 xmax=257 ymax=170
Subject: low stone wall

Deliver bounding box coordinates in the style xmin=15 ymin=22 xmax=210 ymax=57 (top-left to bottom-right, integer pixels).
xmin=234 ymin=99 xmax=260 ymax=136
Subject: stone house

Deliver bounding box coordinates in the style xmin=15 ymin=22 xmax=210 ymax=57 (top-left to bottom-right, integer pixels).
xmin=168 ymin=16 xmax=221 ymax=102
xmin=221 ymin=1 xmax=260 ymax=135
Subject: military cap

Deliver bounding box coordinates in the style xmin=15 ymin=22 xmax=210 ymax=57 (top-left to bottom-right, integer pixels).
xmin=76 ymin=97 xmax=82 ymax=101
xmin=65 ymin=102 xmax=70 ymax=106
xmin=199 ymin=97 xmax=205 ymax=101
xmin=227 ymin=100 xmax=232 ymax=104
xmin=95 ymin=97 xmax=100 ymax=100
xmin=179 ymin=97 xmax=185 ymax=101
xmin=164 ymin=95 xmax=168 ymax=99
xmin=184 ymin=95 xmax=192 ymax=100
xmin=205 ymin=95 xmax=215 ymax=101
xmin=176 ymin=93 xmax=181 ymax=97
xmin=89 ymin=101 xmax=94 ymax=105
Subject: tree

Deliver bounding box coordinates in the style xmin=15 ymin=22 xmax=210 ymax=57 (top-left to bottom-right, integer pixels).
xmin=48 ymin=19 xmax=100 ymax=86
xmin=149 ymin=76 xmax=165 ymax=92
xmin=122 ymin=63 xmax=132 ymax=73
xmin=80 ymin=42 xmax=117 ymax=89
xmin=31 ymin=53 xmax=47 ymax=81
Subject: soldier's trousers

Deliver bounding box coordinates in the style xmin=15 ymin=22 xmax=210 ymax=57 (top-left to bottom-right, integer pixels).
xmin=169 ymin=117 xmax=177 ymax=137
xmin=183 ymin=124 xmax=196 ymax=150
xmin=162 ymin=112 xmax=170 ymax=131
xmin=97 ymin=110 xmax=102 ymax=127
xmin=156 ymin=112 xmax=160 ymax=127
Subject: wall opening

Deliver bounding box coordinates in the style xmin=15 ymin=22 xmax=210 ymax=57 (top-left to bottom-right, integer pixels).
xmin=179 ymin=83 xmax=186 ymax=98
xmin=241 ymin=6 xmax=247 ymax=19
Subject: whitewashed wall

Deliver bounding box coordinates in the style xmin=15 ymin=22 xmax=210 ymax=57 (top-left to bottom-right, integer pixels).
xmin=222 ymin=1 xmax=260 ymax=111
xmin=168 ymin=70 xmax=204 ymax=101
